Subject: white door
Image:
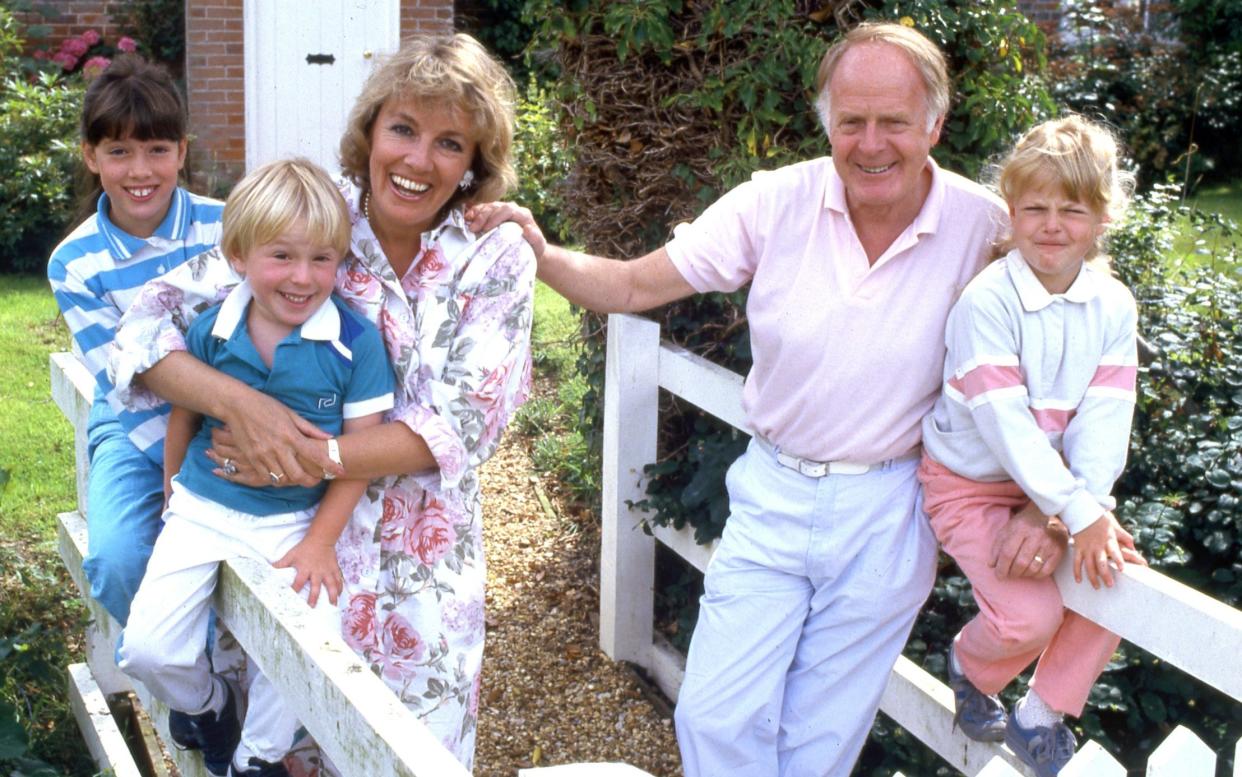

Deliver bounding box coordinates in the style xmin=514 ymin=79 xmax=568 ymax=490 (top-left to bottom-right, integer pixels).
xmin=244 ymin=0 xmax=401 ymax=174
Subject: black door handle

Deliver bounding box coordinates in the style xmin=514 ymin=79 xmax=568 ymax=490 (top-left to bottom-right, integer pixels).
xmin=306 ymin=53 xmax=335 ymax=65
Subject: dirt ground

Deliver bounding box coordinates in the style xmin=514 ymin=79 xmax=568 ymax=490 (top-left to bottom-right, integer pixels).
xmin=475 ymin=414 xmax=683 ymax=777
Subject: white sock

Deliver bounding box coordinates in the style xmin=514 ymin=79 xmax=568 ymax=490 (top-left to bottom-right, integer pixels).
xmin=949 ymin=645 xmax=964 ymax=675
xmin=1015 ymin=689 xmax=1063 ymax=729
xmin=202 ymin=675 xmax=228 ymax=716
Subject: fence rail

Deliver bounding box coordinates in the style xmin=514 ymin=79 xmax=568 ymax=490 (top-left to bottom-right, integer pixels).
xmin=598 ymin=313 xmax=1242 ymax=776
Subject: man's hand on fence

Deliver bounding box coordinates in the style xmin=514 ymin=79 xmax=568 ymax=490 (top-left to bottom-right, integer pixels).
xmin=990 ymin=501 xmax=1069 ymax=579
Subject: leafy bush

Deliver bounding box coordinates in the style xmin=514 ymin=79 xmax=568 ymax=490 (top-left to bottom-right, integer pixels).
xmin=513 ymin=79 xmax=573 ymax=245
xmin=0 ymin=7 xmax=83 ymax=274
xmin=1049 ymin=0 xmax=1242 ymax=187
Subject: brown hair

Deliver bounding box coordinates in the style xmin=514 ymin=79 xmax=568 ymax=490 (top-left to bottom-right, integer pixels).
xmin=73 ymin=56 xmax=187 ymax=226
xmin=339 ymin=33 xmax=517 ymax=219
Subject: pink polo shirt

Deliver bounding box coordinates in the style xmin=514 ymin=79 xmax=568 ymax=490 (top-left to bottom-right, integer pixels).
xmin=665 ymin=156 xmax=1006 ymax=463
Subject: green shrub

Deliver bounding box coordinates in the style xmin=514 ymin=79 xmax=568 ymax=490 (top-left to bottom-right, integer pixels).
xmin=513 ymin=79 xmax=573 ymax=245
xmin=0 ymin=8 xmax=83 ymax=274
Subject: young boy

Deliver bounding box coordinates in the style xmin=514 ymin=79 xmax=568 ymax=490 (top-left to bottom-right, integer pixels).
xmin=119 ymin=158 xmax=394 ymax=777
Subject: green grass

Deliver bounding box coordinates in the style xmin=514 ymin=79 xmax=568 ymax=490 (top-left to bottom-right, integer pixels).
xmin=0 ymin=275 xmax=75 ymax=537
xmin=0 ymin=275 xmax=93 ymax=775
xmin=1171 ymin=180 xmax=1242 ymax=264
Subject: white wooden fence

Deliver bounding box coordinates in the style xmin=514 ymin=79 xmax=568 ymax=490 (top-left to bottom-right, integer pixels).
xmin=598 ymin=313 xmax=1242 ymax=776
xmin=51 ymin=352 xmax=472 ymax=777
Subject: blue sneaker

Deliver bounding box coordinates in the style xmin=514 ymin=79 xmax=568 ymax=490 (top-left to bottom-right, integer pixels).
xmin=946 ymin=647 xmax=1007 ymax=742
xmin=230 ymin=756 xmax=291 ymax=777
xmin=167 ymin=676 xmax=244 ymax=776
xmin=1005 ymin=714 xmax=1077 ymax=776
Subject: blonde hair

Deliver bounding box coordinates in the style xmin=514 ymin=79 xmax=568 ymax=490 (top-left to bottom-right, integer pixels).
xmin=221 ymin=158 xmax=351 ymax=261
xmin=997 ymin=115 xmax=1135 ymax=261
xmin=339 ymin=33 xmax=517 ymax=213
xmin=816 ymin=22 xmax=950 ymax=134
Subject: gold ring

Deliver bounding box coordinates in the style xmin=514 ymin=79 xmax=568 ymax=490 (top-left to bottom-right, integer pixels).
xmin=268 ymin=471 xmax=284 ymax=485
xmin=1033 ymin=554 xmax=1044 ymax=564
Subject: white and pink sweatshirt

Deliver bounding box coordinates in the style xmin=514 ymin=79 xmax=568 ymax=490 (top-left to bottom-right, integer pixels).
xmin=922 ymin=250 xmax=1139 ymax=534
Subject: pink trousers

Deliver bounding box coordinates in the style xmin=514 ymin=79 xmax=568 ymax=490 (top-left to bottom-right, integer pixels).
xmin=918 ymin=455 xmax=1119 ymax=717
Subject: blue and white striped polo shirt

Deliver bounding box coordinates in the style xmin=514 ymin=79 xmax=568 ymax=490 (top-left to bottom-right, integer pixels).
xmin=47 ymin=187 xmax=224 ymax=463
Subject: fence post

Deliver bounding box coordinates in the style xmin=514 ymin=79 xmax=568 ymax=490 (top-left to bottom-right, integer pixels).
xmin=1061 ymin=741 xmax=1124 ymax=776
xmin=599 ymin=314 xmax=660 ymax=666
xmin=1147 ymin=726 xmax=1215 ymax=776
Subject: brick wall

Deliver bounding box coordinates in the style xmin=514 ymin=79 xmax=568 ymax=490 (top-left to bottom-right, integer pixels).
xmin=184 ymin=0 xmax=245 ymax=193
xmin=14 ymin=0 xmax=127 ymax=56
xmin=1016 ymin=0 xmax=1063 ymax=36
xmin=401 ymin=1 xmax=454 ymax=37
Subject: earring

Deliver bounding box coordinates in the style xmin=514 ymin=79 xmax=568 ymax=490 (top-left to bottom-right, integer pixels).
xmin=458 ymin=170 xmax=475 ymax=191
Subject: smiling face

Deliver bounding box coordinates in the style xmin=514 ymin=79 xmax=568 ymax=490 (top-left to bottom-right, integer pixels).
xmin=229 ymin=219 xmax=342 ymax=339
xmin=366 ymin=96 xmax=478 ymax=242
xmin=826 ymin=42 xmax=943 ymax=222
xmin=1009 ymin=182 xmax=1107 ymax=294
xmin=81 ymin=135 xmax=188 ymax=238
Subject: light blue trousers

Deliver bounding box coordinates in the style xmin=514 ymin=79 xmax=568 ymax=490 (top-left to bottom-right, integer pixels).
xmin=674 ymin=439 xmax=938 ymax=777
xmin=84 ymin=399 xmax=164 ymax=626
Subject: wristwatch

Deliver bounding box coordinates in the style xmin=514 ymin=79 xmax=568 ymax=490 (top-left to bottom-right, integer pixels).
xmin=324 ymin=438 xmax=342 ymax=480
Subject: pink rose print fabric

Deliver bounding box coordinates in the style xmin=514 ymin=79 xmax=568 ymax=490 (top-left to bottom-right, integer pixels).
xmin=108 ymin=179 xmax=536 ymax=770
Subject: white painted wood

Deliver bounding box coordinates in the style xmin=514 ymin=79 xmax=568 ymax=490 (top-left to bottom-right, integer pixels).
xmin=656 ymin=341 xmax=748 ymax=431
xmin=49 ymin=351 xmax=94 ymax=514
xmin=1061 ymin=740 xmax=1125 ymax=776
xmin=1146 ymin=725 xmax=1215 ymax=775
xmin=976 ymin=757 xmax=1024 ymax=776
xmin=1054 ymin=562 xmax=1242 ymax=702
xmin=59 ymin=508 xmax=467 ymax=777
xmin=648 ymin=521 xmax=716 ymax=573
xmin=649 ymin=634 xmax=687 ymax=704
xmin=518 ymin=764 xmax=656 ymax=776
xmin=600 ymin=314 xmax=661 ymax=664
xmin=244 ymin=0 xmax=400 ymax=173
xmin=877 ymin=656 xmax=1031 ymax=776
xmin=217 ymin=557 xmax=471 ymax=777
xmin=68 ymin=662 xmax=143 ymax=777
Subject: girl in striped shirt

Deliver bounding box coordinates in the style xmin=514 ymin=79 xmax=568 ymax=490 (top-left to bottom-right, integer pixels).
xmin=918 ymin=115 xmax=1146 ymax=776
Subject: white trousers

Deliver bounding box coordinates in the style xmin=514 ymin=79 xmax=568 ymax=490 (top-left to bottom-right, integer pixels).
xmin=120 ymin=482 xmax=340 ymax=767
xmin=674 ymin=439 xmax=938 ymax=777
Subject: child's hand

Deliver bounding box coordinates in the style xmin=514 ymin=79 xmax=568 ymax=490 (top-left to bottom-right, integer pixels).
xmin=273 ymin=538 xmax=343 ymax=607
xmin=1072 ymin=512 xmax=1145 ymax=589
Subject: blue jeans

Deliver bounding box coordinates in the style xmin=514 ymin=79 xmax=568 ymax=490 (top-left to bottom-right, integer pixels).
xmin=84 ymin=399 xmax=164 ymax=626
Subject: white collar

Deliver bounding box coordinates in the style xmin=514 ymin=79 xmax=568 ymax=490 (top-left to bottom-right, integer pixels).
xmin=210 ymin=279 xmax=341 ymax=341
xmin=1004 ymin=249 xmax=1099 ymax=312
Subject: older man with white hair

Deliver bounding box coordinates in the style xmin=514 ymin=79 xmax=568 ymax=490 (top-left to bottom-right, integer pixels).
xmin=472 ymin=21 xmax=1065 ymax=777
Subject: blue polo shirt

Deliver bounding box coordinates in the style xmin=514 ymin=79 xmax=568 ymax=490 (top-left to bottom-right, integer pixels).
xmin=176 ymin=281 xmax=394 ymax=516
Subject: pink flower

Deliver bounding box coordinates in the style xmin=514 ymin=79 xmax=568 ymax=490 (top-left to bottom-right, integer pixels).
xmin=378 ymin=490 xmax=416 ymax=552
xmin=117 ymin=36 xmax=138 ymax=53
xmin=61 ymin=37 xmax=89 ymax=57
xmin=82 ymin=56 xmax=111 ymax=78
xmin=52 ymin=51 xmax=78 ymax=71
xmin=380 ymin=614 xmax=426 ymax=679
xmin=412 ymin=246 xmax=451 ymax=286
xmin=32 ymin=49 xmax=47 ymax=61
xmin=81 ymin=29 xmax=101 ymax=46
xmin=405 ymin=498 xmax=455 ymax=566
xmin=342 ymin=591 xmax=378 ymax=654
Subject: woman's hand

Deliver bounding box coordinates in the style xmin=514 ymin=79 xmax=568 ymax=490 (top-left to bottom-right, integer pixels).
xmin=1072 ymin=512 xmax=1146 ymax=589
xmin=208 ymin=395 xmax=340 ymax=487
xmin=272 ymin=537 xmax=343 ymax=607
xmin=464 ymin=201 xmax=547 ymax=258
xmin=990 ymin=501 xmax=1069 ymax=579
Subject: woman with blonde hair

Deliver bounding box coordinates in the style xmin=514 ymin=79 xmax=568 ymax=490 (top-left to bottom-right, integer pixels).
xmin=111 ymin=33 xmax=534 ymax=768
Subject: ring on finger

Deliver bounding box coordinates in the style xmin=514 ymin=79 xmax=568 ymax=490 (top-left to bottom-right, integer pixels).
xmin=222 ymin=458 xmax=239 ymax=476
xmin=269 ymin=471 xmax=284 ymax=485
xmin=1033 ymin=554 xmax=1044 ymax=565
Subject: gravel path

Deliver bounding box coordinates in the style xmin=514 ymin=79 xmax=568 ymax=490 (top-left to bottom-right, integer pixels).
xmin=475 ymin=423 xmax=683 ymax=777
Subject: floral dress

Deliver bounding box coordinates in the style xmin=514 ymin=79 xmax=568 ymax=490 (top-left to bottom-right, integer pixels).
xmin=110 ymin=180 xmax=536 ymax=768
